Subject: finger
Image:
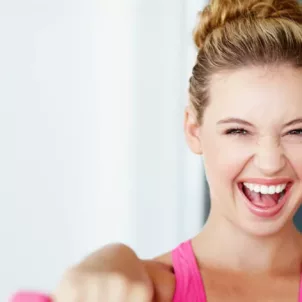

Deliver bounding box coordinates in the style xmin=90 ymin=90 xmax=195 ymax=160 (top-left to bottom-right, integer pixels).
xmin=52 ymin=269 xmax=83 ymax=302
xmin=106 ymin=274 xmax=129 ymax=302
xmin=127 ymin=283 xmax=153 ymax=302
xmin=83 ymin=279 xmax=102 ymax=302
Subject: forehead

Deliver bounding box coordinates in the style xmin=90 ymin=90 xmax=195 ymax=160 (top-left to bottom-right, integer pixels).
xmin=206 ymin=65 xmax=302 ymax=124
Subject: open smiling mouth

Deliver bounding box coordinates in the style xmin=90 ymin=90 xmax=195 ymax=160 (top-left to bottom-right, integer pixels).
xmin=238 ymin=182 xmax=293 ymax=218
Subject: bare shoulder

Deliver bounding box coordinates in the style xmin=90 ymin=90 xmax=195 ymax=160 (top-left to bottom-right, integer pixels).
xmin=142 ymin=252 xmax=175 ymax=301
xmin=153 ymin=251 xmax=173 ymax=266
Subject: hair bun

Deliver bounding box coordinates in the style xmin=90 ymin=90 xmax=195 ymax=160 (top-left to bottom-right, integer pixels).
xmin=194 ymin=0 xmax=302 ymax=50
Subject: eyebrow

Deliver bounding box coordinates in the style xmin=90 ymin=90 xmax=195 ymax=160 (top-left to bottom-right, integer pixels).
xmin=217 ymin=117 xmax=302 ymax=127
xmin=284 ymin=118 xmax=302 ymax=127
xmin=217 ymin=118 xmax=254 ymax=127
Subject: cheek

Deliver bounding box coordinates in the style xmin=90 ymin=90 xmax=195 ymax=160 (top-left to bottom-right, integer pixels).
xmin=203 ymin=138 xmax=252 ymax=183
xmin=202 ymin=141 xmax=255 ymax=217
xmin=286 ymin=147 xmax=302 ymax=180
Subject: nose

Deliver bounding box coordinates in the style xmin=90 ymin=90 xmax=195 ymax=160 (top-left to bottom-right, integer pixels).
xmin=253 ymin=136 xmax=286 ymax=176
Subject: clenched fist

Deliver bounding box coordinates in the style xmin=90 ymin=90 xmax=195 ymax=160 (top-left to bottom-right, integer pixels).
xmin=52 ymin=268 xmax=153 ymax=301
xmin=52 ymin=244 xmax=155 ymax=302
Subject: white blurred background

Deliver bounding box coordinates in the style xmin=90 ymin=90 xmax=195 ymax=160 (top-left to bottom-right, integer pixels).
xmin=0 ymin=0 xmax=209 ymax=300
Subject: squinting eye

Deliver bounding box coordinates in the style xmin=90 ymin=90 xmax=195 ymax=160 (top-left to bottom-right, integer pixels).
xmin=288 ymin=129 xmax=302 ymax=136
xmin=225 ymin=128 xmax=248 ymax=135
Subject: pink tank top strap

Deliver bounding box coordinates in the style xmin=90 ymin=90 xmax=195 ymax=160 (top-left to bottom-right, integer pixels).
xmin=171 ymin=240 xmax=207 ymax=302
xmin=299 ymin=265 xmax=302 ymax=302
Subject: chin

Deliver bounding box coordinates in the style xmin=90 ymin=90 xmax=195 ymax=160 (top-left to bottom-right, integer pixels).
xmin=236 ymin=215 xmax=293 ymax=237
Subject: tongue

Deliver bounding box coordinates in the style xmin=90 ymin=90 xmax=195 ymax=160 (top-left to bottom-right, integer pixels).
xmin=244 ymin=187 xmax=280 ymax=208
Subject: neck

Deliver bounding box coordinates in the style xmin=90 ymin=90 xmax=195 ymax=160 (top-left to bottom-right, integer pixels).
xmin=193 ymin=211 xmax=302 ymax=275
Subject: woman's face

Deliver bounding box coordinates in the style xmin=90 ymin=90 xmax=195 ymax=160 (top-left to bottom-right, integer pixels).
xmin=185 ymin=64 xmax=302 ymax=236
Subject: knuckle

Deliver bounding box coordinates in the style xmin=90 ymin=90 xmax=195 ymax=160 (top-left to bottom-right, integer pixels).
xmin=84 ymin=280 xmax=105 ymax=301
xmin=109 ymin=273 xmax=129 ymax=290
xmin=109 ymin=272 xmax=127 ymax=283
xmin=129 ymin=283 xmax=153 ymax=301
xmin=100 ymin=274 xmax=129 ymax=300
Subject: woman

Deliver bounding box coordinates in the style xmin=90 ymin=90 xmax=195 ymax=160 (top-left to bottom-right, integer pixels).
xmin=53 ymin=0 xmax=302 ymax=301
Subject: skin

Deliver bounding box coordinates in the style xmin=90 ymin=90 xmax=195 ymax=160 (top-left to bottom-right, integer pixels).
xmin=148 ymin=64 xmax=302 ymax=301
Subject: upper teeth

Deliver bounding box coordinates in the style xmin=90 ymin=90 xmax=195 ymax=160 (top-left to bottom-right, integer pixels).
xmin=243 ymin=183 xmax=287 ymax=195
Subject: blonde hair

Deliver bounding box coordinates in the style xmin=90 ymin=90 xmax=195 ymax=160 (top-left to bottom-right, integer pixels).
xmin=190 ymin=0 xmax=302 ymax=125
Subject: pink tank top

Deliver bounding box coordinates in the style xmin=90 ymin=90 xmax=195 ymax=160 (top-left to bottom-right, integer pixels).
xmin=172 ymin=240 xmax=302 ymax=302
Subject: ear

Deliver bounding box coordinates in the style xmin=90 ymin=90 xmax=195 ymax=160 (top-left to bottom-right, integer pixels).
xmin=184 ymin=105 xmax=203 ymax=155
